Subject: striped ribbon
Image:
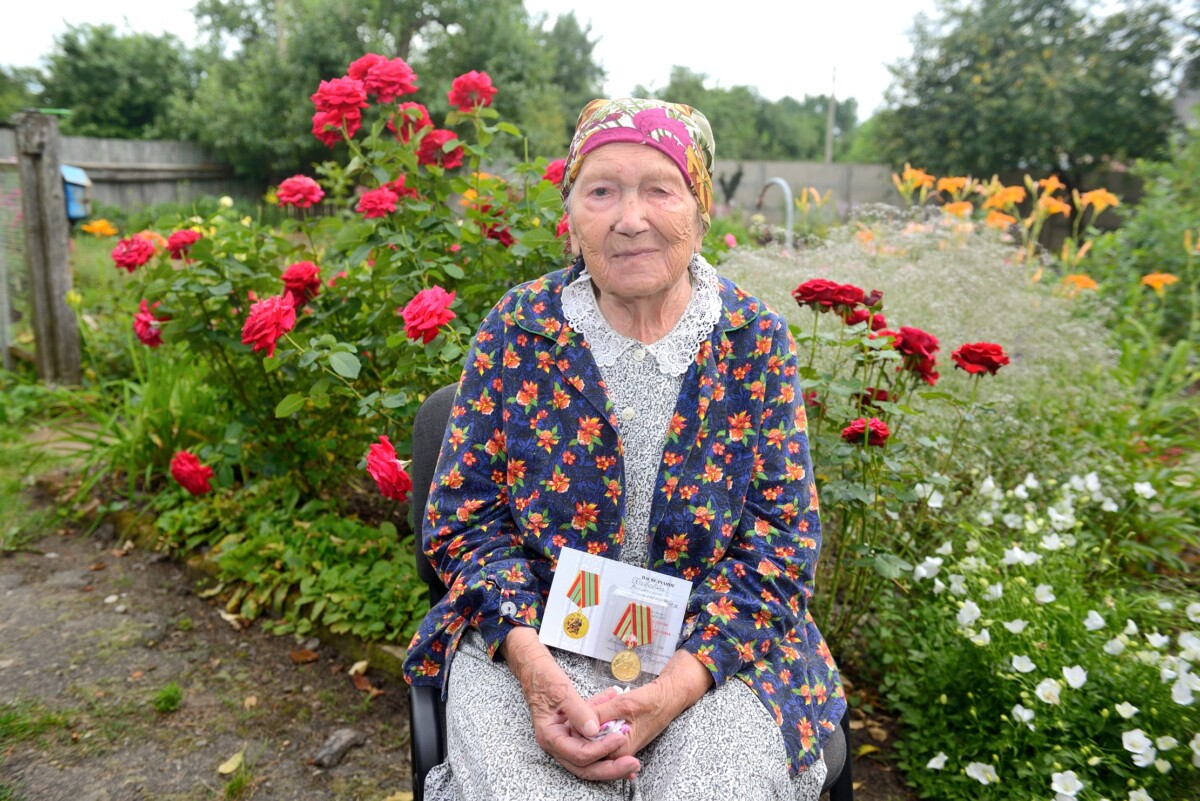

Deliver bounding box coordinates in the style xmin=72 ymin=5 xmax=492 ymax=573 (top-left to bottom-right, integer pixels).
xmin=567 ymin=570 xmax=600 ymax=609
xmin=613 ymin=602 xmax=654 ymax=648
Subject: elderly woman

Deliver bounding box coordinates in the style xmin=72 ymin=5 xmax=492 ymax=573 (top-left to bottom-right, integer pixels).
xmin=402 ymin=98 xmax=845 ymax=800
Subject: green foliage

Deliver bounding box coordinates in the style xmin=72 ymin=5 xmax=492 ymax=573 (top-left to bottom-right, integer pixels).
xmin=151 ymin=682 xmax=183 ymax=713
xmin=0 ymin=65 xmax=41 ymax=124
xmin=39 ymin=23 xmax=197 ymax=138
xmin=876 ymin=0 xmax=1177 ymax=176
xmin=635 ymin=66 xmax=860 ymax=161
xmin=0 ymin=700 xmax=69 ymax=743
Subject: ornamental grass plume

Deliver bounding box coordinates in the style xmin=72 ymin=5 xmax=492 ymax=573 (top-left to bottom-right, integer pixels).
xmin=447 ymin=70 xmax=497 ymax=111
xmin=166 ymin=229 xmax=202 ymax=260
xmin=170 ymin=451 xmax=214 ymax=496
xmin=276 ymin=175 xmax=325 ymax=208
xmin=366 ymin=435 xmax=413 ymax=502
xmin=111 ymin=236 xmax=156 ymax=272
xmin=240 ymin=293 xmax=296 ymax=358
xmin=132 ymin=300 xmax=169 ymax=348
xmin=400 ymin=286 xmax=456 ymax=344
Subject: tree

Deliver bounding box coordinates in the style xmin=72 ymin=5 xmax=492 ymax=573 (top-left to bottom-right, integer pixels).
xmin=39 ymin=24 xmax=197 ymax=138
xmin=634 ymin=67 xmax=860 ymax=161
xmin=0 ymin=66 xmax=41 ymax=124
xmin=172 ymin=0 xmax=603 ymax=180
xmin=875 ymin=0 xmax=1178 ymax=179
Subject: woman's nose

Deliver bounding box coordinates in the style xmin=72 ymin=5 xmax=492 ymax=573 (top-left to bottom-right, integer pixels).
xmin=611 ymin=192 xmax=649 ymax=234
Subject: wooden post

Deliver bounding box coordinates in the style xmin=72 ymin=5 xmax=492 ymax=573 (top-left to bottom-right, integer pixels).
xmin=15 ymin=112 xmax=80 ymax=385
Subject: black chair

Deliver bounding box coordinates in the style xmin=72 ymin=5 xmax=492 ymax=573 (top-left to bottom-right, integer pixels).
xmin=407 ymin=383 xmax=854 ymax=800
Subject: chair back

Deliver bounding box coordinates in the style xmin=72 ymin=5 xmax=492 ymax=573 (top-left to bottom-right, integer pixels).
xmin=409 ymin=383 xmax=458 ymax=607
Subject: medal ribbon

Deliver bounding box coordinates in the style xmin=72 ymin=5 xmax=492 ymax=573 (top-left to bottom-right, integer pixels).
xmin=567 ymin=570 xmax=601 ymax=609
xmin=613 ymin=602 xmax=654 ymax=649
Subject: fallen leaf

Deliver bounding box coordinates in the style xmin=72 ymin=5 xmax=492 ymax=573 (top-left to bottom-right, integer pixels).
xmin=348 ymin=660 xmax=369 ymax=676
xmin=243 ymin=695 xmax=258 ymax=710
xmin=217 ymin=748 xmax=245 ymax=775
xmin=852 ymin=781 xmax=864 ymax=791
xmin=351 ymin=673 xmax=384 ymax=698
xmin=88 ymin=561 xmax=106 ymax=571
xmin=866 ymin=724 xmax=888 ymax=742
xmin=93 ymin=691 xmax=105 ymax=698
xmin=129 ymin=670 xmax=144 ymax=681
xmin=381 ymin=793 xmax=414 ymax=801
xmin=290 ymin=649 xmax=319 ymax=665
xmin=198 ymin=583 xmax=225 ymax=599
xmin=847 ymin=719 xmax=865 ymax=731
xmin=855 ymin=744 xmax=880 ymax=757
xmin=217 ymin=610 xmax=246 ymax=630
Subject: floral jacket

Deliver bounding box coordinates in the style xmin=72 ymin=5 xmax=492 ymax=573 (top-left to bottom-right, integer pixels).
xmin=402 ymin=260 xmax=846 ymax=775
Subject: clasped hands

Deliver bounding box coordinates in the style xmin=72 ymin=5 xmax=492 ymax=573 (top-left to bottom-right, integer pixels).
xmin=501 ymin=627 xmax=713 ymax=782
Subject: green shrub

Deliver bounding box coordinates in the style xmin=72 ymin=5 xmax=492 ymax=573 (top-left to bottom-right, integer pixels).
xmin=152 ymin=682 xmax=183 ymax=713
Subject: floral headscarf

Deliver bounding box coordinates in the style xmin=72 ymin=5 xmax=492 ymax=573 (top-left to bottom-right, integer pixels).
xmin=561 ymin=97 xmax=715 ymax=230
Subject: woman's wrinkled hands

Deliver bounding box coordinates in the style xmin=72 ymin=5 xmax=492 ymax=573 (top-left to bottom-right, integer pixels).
xmin=502 ymin=628 xmax=640 ymax=781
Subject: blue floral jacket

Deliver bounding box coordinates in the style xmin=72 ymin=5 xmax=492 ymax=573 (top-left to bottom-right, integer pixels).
xmin=402 ymin=260 xmax=846 ymax=775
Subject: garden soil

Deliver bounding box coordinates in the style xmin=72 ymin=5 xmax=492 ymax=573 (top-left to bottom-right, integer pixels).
xmin=0 ymin=523 xmax=915 ymax=801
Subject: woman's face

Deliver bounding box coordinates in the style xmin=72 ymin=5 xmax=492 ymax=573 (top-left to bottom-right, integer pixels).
xmin=568 ymin=143 xmax=703 ymax=304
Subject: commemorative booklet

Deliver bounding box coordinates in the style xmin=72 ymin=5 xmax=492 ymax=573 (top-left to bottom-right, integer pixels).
xmin=539 ymin=547 xmax=692 ymax=681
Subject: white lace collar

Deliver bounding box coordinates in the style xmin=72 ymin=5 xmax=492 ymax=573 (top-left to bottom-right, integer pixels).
xmin=561 ymin=254 xmax=722 ymax=377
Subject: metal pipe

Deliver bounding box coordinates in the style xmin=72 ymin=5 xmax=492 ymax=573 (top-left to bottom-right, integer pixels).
xmin=756 ymin=178 xmax=794 ymax=252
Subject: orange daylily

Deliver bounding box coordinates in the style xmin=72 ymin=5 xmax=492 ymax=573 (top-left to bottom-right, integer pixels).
xmin=942 ymin=201 xmax=973 ymax=219
xmin=937 ymin=176 xmax=970 ymax=195
xmin=1079 ymin=189 xmax=1119 ymax=215
xmin=1141 ymin=272 xmax=1179 ymax=295
xmin=135 ymin=230 xmax=168 ymax=250
xmin=983 ymin=185 xmax=1026 ymax=210
xmin=901 ymin=164 xmax=935 ymax=190
xmin=1037 ymin=195 xmax=1072 ymax=217
xmin=1037 ymin=175 xmax=1065 ymax=195
xmin=1062 ymin=273 xmax=1099 ymax=292
xmin=80 ymin=218 xmax=118 ymax=237
xmin=985 ymin=210 xmax=1017 ymax=229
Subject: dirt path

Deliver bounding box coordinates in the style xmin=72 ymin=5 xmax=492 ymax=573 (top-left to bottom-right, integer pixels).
xmin=1 ymin=522 xmax=916 ymax=801
xmin=0 ymin=528 xmax=414 ymax=801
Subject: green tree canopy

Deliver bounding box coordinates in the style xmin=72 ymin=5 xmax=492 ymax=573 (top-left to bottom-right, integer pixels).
xmin=0 ymin=66 xmax=41 ymax=124
xmin=38 ymin=23 xmax=197 ymax=138
xmin=873 ymin=0 xmax=1178 ymax=177
xmin=634 ymin=66 xmax=860 ymax=162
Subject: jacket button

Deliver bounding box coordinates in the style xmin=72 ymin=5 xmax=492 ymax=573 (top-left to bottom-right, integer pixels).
xmin=500 ymin=601 xmax=517 ymax=617
xmin=621 ymin=406 xmax=636 ymax=421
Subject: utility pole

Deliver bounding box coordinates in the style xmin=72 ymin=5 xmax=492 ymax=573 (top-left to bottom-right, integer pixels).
xmin=824 ymin=69 xmax=837 ymax=164
xmin=275 ymin=0 xmax=287 ymax=59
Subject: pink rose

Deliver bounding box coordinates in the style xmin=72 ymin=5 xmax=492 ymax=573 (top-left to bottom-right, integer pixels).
xmin=356 ymin=186 xmax=400 ymax=218
xmin=277 ymin=175 xmax=325 ymax=208
xmin=389 ymin=102 xmax=433 ymax=143
xmin=133 ymin=299 xmax=168 ymax=348
xmin=111 ymin=237 xmax=156 ymax=272
xmin=310 ymin=76 xmax=368 ymax=114
xmin=446 ymin=70 xmax=497 ymax=111
xmin=166 ymin=229 xmax=202 ymax=260
xmin=240 ymin=293 xmax=296 ymax=358
xmin=281 ymin=261 xmax=321 ymax=307
xmin=311 ymin=108 xmax=362 ymax=147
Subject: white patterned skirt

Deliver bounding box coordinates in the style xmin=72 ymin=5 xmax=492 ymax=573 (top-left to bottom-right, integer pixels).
xmin=423 ymin=630 xmax=826 ymax=801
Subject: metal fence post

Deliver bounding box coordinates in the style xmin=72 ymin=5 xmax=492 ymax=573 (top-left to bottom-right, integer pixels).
xmin=15 ymin=112 xmax=80 ymax=385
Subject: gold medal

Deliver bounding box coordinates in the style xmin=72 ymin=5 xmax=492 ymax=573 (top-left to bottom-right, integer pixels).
xmin=610 ymin=649 xmax=641 ymax=682
xmin=563 ymin=610 xmax=589 ymax=639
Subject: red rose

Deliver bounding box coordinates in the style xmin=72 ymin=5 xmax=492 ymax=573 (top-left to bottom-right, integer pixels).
xmin=311 ymin=108 xmax=362 ymax=147
xmin=389 ymin=102 xmax=433 ymax=143
xmin=893 ymin=326 xmax=940 ymax=385
xmin=347 ymin=54 xmax=386 ymax=81
xmin=417 ymin=129 xmax=463 ymax=170
xmin=792 ymin=279 xmax=865 ymax=312
xmin=952 ymin=342 xmax=1010 ymax=375
xmin=356 ymin=186 xmax=399 ymax=218
xmin=170 ymin=451 xmax=214 ymax=495
xmin=362 ymin=57 xmax=417 ymax=103
xmin=281 ymin=261 xmax=321 ymax=307
xmin=542 ymin=158 xmax=566 ymax=186
xmin=111 ymin=237 xmax=156 ymax=272
xmin=400 ymin=286 xmax=457 ymax=344
xmin=240 ymin=293 xmax=296 ymax=358
xmin=310 ymin=76 xmax=368 ymax=114
xmin=366 ymin=435 xmax=413 ymax=502
xmin=858 ymin=387 xmax=891 ymax=408
xmin=803 ymin=390 xmax=823 ymax=410
xmin=387 ymin=174 xmax=419 ymax=199
xmin=133 ymin=299 xmax=168 ymax=348
xmin=166 ymin=229 xmax=202 ymax=260
xmin=475 ymin=204 xmax=514 ymax=247
xmin=327 ymin=271 xmax=348 ymax=288
xmin=841 ymin=308 xmax=887 ymax=330
xmin=447 ymin=70 xmax=497 ymax=111
xmin=555 ymin=212 xmax=570 ymax=238
xmin=277 ymin=175 xmax=325 ymax=208
xmin=841 ymin=417 xmax=890 ymax=447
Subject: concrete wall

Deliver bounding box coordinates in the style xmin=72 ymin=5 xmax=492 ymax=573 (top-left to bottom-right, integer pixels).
xmin=0 ymin=127 xmax=260 ymax=210
xmin=712 ymin=159 xmax=894 ymax=223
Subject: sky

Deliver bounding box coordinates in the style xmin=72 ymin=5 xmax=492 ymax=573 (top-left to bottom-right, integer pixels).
xmin=1 ymin=0 xmax=940 ymax=118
